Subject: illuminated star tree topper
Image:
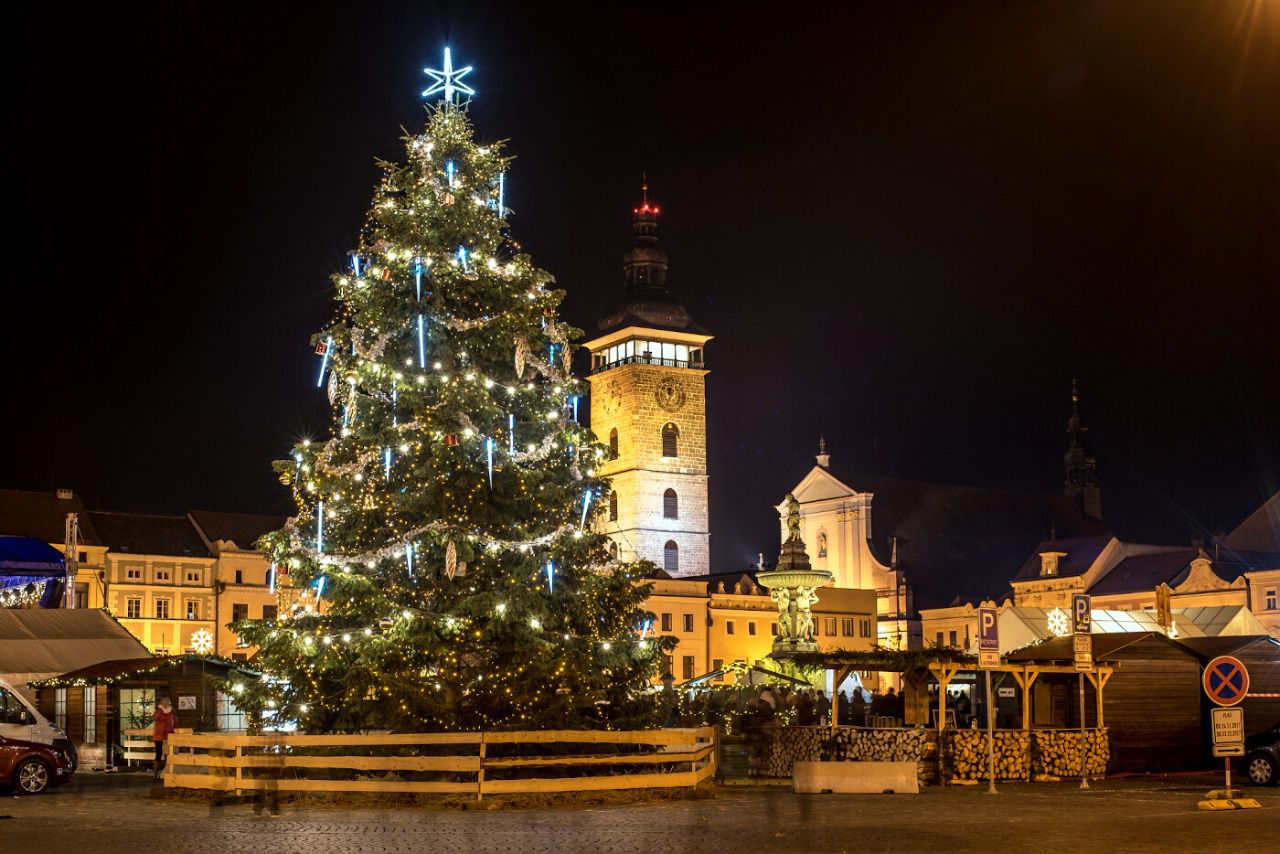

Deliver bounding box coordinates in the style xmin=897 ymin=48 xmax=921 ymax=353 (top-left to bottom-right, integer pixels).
xmin=422 ymin=47 xmax=475 ymax=106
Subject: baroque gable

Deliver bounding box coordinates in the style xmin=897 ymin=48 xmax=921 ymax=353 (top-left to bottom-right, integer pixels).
xmin=1172 ymin=556 xmax=1245 ymax=594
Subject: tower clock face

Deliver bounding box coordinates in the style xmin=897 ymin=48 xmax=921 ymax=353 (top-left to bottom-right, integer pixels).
xmin=656 ymin=378 xmax=687 ymax=412
xmin=603 ymin=380 xmax=622 ymax=415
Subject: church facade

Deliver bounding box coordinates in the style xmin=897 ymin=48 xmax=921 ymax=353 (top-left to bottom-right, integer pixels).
xmin=779 ymin=392 xmax=1110 ymax=650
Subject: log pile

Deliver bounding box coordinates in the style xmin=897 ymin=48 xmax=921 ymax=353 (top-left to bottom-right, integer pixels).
xmin=1031 ymin=729 xmax=1109 ymax=779
xmin=762 ymin=726 xmax=932 ymax=779
xmin=946 ymin=730 xmax=1031 ymax=781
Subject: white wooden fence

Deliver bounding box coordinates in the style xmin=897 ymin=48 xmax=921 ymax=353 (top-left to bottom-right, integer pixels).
xmin=164 ymin=727 xmax=717 ymax=799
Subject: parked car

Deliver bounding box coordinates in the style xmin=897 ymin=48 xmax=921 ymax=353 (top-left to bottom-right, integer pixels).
xmin=0 ymin=678 xmax=77 ymax=771
xmin=1242 ymin=722 xmax=1280 ymax=787
xmin=1 ymin=735 xmax=75 ymax=794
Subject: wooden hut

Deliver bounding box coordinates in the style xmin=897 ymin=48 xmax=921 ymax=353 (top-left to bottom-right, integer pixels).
xmin=1007 ymin=632 xmax=1209 ymax=772
xmin=30 ymin=655 xmax=256 ymax=768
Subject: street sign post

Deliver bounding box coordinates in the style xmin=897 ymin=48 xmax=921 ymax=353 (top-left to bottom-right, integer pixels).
xmin=977 ymin=607 xmax=999 ymax=794
xmin=1203 ymin=658 xmax=1251 ymax=795
xmin=1072 ymin=594 xmax=1091 ymax=789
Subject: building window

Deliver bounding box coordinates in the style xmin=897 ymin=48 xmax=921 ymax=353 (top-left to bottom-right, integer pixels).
xmin=216 ymin=691 xmax=247 ymax=731
xmin=824 ymin=617 xmax=837 ymax=636
xmin=748 ymin=622 xmax=757 ymax=636
xmin=664 ymin=541 xmax=679 ymax=574
xmin=936 ymin=632 xmax=945 ymax=647
xmin=771 ymin=623 xmax=778 ymax=636
xmin=663 ymin=488 xmax=679 ymax=519
xmin=263 ymin=605 xmax=278 ymax=621
xmin=155 ymin=599 xmax=171 ymax=620
xmin=79 ymin=550 xmax=88 ymax=564
xmin=608 ymin=492 xmax=618 ymax=521
xmin=663 ymin=655 xmax=674 ymax=677
xmin=83 ymin=688 xmax=97 ymax=745
xmin=726 ymin=621 xmax=735 ymax=635
xmin=609 ymin=427 xmax=618 ymax=457
xmin=185 ymin=600 xmax=199 ymax=620
xmin=661 ymin=613 xmax=672 ymax=632
xmin=841 ymin=618 xmax=855 ymax=637
xmin=186 ymin=570 xmax=201 ymax=583
xmin=232 ymin=603 xmax=249 ymax=623
xmin=54 ymin=688 xmax=67 ymax=731
xmin=712 ymin=658 xmax=723 ymax=674
xmin=661 ymin=423 xmax=679 ymax=458
xmin=682 ymin=613 xmax=694 ymax=632
xmin=818 ymin=531 xmax=828 ymax=558
xmin=949 ymin=630 xmax=958 ymax=647
xmin=859 ymin=618 xmax=871 ymax=637
xmin=155 ymin=567 xmax=171 ymax=582
xmin=126 ymin=566 xmax=142 ymax=580
xmin=682 ymin=656 xmax=695 ymax=680
xmin=608 ymin=541 xmax=618 ymax=560
xmin=1267 ymin=589 xmax=1277 ymax=611
xmin=126 ymin=598 xmax=141 ymax=619
xmin=234 ymin=569 xmax=243 ymax=584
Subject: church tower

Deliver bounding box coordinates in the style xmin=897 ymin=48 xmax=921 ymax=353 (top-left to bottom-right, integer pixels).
xmin=1064 ymin=379 xmax=1102 ymax=520
xmin=585 ymin=186 xmax=712 ymax=577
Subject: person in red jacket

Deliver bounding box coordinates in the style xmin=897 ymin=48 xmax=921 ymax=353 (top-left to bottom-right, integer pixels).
xmin=153 ymin=697 xmax=177 ymax=780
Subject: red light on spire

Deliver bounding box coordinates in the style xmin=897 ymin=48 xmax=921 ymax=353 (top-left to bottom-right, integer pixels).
xmin=633 ymin=174 xmax=659 ymax=215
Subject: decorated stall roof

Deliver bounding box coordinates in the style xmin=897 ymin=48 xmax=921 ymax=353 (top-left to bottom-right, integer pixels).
xmin=29 ymin=653 xmax=258 ymax=688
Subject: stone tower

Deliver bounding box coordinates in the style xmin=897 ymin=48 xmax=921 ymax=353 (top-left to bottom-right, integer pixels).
xmin=1064 ymin=379 xmax=1102 ymax=520
xmin=585 ymin=187 xmax=712 ymax=577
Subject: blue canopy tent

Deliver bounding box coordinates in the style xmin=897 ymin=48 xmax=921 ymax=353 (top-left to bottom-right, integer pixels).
xmin=0 ymin=537 xmax=67 ymax=608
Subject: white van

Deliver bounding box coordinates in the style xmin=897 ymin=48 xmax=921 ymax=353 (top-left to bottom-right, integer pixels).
xmin=0 ymin=678 xmax=78 ymax=771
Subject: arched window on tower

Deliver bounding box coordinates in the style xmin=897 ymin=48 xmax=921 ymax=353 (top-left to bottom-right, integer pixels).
xmin=663 ymin=488 xmax=678 ymax=519
xmin=664 ymin=541 xmax=679 ymax=575
xmin=661 ymin=423 xmax=679 ymax=458
xmin=817 ymin=531 xmax=828 ymax=558
xmin=608 ymin=491 xmax=618 ymax=522
xmin=608 ymin=541 xmax=618 ymax=560
xmin=609 ymin=427 xmax=618 ymax=458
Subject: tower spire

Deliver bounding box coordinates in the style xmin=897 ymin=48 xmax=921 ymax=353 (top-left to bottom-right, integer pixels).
xmin=1063 ymin=379 xmax=1102 ymax=520
xmin=816 ymin=436 xmax=830 ymax=468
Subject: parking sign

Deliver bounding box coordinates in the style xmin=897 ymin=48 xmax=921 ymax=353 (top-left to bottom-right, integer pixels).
xmin=978 ymin=607 xmax=999 ymax=669
xmin=1072 ymin=594 xmax=1091 ymax=635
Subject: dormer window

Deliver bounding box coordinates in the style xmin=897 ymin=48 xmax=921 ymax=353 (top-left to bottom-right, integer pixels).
xmin=1039 ymin=551 xmax=1067 ymax=577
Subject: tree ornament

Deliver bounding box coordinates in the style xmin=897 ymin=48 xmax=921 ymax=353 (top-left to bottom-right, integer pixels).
xmin=445 ymin=539 xmax=458 ymax=580
xmin=514 ymin=336 xmax=530 ymax=378
xmin=444 ymin=433 xmax=459 ymax=446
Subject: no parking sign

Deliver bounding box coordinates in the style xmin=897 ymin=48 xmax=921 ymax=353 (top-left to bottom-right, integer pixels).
xmin=1203 ymin=656 xmax=1249 ymax=707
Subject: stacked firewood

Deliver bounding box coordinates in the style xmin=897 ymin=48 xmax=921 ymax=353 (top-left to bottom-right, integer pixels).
xmin=762 ymin=726 xmax=932 ymax=778
xmin=1031 ymin=729 xmax=1109 ymax=778
xmin=947 ymin=730 xmax=1032 ymax=781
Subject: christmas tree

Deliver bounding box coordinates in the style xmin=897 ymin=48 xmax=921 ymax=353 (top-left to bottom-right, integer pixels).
xmin=236 ymin=51 xmax=668 ymax=733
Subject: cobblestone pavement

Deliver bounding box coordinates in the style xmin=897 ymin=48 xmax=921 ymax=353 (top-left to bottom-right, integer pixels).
xmin=1 ymin=773 xmax=1275 ymax=853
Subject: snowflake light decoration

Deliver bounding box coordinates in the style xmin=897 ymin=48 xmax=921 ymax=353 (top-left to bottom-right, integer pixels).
xmin=1047 ymin=607 xmax=1070 ymax=637
xmin=190 ymin=628 xmax=215 ymax=655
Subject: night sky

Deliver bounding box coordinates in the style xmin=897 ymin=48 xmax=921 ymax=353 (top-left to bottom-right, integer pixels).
xmin=6 ymin=2 xmax=1278 ymax=569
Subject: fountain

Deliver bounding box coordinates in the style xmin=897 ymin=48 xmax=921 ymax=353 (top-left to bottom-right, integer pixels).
xmin=757 ymin=493 xmax=833 ymax=656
